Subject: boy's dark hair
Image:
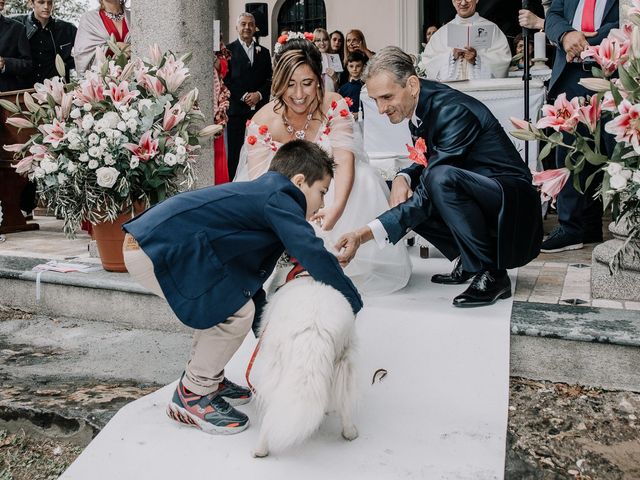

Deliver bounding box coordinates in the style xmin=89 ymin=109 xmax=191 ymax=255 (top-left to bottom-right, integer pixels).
xmin=347 ymin=50 xmax=367 ymax=65
xmin=269 ymin=140 xmax=335 ymax=184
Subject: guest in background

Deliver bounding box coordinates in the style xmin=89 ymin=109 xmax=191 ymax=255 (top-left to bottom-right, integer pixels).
xmin=425 ymin=25 xmax=438 ymax=44
xmin=338 ymin=50 xmax=367 ymax=120
xmin=314 ymin=27 xmax=338 ymax=92
xmin=340 ymin=29 xmax=374 ymax=85
xmin=73 ymin=0 xmax=130 ymax=75
xmin=540 ymin=0 xmax=619 ymax=252
xmin=0 ymin=0 xmax=32 ymax=92
xmin=509 ymin=33 xmax=533 ymax=70
xmin=344 ymin=29 xmax=375 ymax=61
xmin=420 ymin=0 xmax=511 ymax=81
xmin=213 ymin=38 xmax=231 ymax=184
xmin=330 ymin=29 xmax=344 ymax=63
xmin=14 ymin=0 xmax=77 ymax=84
xmin=225 ymin=12 xmax=272 ymax=180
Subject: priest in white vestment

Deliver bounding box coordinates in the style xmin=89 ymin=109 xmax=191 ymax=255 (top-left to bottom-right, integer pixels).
xmin=419 ymin=0 xmax=511 ymax=81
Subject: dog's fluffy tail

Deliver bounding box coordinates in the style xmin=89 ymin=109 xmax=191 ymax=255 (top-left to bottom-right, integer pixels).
xmin=255 ymin=280 xmax=353 ymax=452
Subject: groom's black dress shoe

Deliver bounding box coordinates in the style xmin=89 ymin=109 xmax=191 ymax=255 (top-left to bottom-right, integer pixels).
xmin=452 ymin=270 xmax=511 ymax=308
xmin=431 ymin=258 xmax=474 ymax=285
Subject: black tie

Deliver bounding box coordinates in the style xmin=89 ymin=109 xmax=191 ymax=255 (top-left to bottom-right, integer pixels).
xmin=409 ymin=121 xmax=419 ymax=143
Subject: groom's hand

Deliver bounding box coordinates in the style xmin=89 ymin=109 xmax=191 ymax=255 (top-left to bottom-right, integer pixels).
xmin=335 ymin=227 xmax=373 ymax=267
xmin=335 ymin=232 xmax=362 ymax=267
xmin=389 ymin=176 xmax=413 ymax=208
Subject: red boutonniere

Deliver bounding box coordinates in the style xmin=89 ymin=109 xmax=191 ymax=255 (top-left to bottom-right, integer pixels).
xmin=406 ymin=137 xmax=427 ymax=167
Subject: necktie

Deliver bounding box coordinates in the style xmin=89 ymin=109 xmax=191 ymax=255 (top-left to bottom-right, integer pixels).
xmin=581 ymin=0 xmax=597 ymax=33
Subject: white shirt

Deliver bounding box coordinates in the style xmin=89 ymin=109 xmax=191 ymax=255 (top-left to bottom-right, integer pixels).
xmin=240 ymin=39 xmax=255 ymax=65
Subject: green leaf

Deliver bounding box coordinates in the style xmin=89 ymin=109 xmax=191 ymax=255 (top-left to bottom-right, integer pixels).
xmin=618 ymin=64 xmax=638 ymax=92
xmin=538 ymin=141 xmax=554 ymax=162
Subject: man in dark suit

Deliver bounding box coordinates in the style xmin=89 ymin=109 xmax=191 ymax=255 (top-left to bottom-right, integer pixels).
xmin=123 ymin=140 xmax=362 ymax=435
xmin=14 ymin=0 xmax=77 ymax=85
xmin=224 ymin=12 xmax=272 ymax=179
xmin=337 ymin=47 xmax=542 ymax=308
xmin=542 ymin=0 xmax=618 ymax=252
xmin=0 ymin=0 xmax=32 ymax=92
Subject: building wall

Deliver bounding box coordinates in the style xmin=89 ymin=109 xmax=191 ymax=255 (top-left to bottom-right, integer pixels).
xmin=227 ymin=0 xmax=420 ymax=56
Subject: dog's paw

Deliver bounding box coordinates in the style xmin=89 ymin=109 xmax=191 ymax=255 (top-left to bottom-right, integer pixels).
xmin=341 ymin=425 xmax=359 ymax=441
xmin=252 ymin=449 xmax=269 ymax=458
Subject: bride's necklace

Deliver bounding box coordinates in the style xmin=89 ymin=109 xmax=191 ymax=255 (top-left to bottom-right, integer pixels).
xmin=104 ymin=9 xmax=125 ymax=21
xmin=282 ymin=111 xmax=313 ymax=140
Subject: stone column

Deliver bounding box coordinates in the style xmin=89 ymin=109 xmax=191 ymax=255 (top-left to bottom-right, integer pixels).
xmin=132 ymin=0 xmax=227 ymax=187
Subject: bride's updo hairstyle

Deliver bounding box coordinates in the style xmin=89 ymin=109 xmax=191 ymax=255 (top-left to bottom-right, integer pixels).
xmin=271 ymin=38 xmax=325 ymax=115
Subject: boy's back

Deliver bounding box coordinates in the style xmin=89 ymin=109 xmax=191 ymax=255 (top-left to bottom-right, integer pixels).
xmin=124 ymin=171 xmax=362 ymax=330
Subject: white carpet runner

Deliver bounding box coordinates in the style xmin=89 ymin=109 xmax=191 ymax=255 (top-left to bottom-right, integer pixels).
xmin=61 ymin=254 xmax=513 ymax=480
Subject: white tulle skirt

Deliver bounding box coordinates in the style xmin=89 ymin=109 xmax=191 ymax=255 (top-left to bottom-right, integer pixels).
xmin=314 ymin=161 xmax=412 ymax=297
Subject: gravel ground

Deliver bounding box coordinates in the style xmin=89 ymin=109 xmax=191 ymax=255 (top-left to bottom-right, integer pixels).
xmin=1 ymin=379 xmax=637 ymax=479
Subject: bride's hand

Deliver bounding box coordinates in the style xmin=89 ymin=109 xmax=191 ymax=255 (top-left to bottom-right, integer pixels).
xmin=311 ymin=205 xmax=342 ymax=231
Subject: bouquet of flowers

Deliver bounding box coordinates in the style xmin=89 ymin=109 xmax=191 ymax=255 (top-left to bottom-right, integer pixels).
xmin=1 ymin=41 xmax=220 ymax=237
xmin=510 ymin=5 xmax=640 ymax=270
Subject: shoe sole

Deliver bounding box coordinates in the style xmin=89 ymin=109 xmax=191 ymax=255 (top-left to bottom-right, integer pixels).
xmin=166 ymin=404 xmax=249 ymax=435
xmin=453 ymin=289 xmax=512 ymax=308
xmin=224 ymin=396 xmax=252 ymax=407
xmin=540 ymin=242 xmax=583 ymax=253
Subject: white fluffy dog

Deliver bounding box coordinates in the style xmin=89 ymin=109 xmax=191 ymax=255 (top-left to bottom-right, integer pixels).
xmin=250 ymin=269 xmax=359 ymax=458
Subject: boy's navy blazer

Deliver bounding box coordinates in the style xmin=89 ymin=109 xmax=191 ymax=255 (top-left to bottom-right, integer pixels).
xmin=123 ymin=172 xmax=363 ymax=330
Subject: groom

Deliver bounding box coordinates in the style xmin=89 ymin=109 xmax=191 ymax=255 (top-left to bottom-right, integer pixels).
xmin=337 ymin=47 xmax=542 ymax=307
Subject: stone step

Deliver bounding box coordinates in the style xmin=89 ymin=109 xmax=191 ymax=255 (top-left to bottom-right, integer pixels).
xmin=0 ymin=254 xmax=185 ymax=333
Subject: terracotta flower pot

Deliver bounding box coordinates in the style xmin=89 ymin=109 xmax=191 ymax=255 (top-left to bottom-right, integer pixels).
xmin=92 ymin=203 xmax=145 ymax=272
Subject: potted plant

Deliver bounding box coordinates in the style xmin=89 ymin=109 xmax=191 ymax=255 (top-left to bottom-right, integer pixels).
xmin=510 ymin=11 xmax=640 ymax=273
xmin=1 ymin=41 xmax=220 ymax=271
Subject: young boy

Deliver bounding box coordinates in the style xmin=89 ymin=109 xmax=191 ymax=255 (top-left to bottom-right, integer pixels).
xmin=338 ymin=51 xmax=367 ymax=119
xmin=122 ymin=140 xmax=362 ymax=435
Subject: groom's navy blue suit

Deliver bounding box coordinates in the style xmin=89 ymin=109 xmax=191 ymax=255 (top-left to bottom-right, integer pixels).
xmin=378 ymin=79 xmax=542 ymax=272
xmin=123 ymin=172 xmax=362 ymax=330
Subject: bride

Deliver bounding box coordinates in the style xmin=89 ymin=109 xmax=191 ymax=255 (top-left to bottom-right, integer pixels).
xmin=235 ymin=37 xmax=411 ymax=296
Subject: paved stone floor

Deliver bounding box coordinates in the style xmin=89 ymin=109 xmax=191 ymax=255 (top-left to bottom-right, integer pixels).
xmin=2 ymin=212 xmax=639 ymax=311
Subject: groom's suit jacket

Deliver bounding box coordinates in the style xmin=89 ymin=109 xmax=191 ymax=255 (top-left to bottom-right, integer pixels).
xmin=124 ymin=172 xmax=362 ymax=330
xmin=378 ymin=79 xmax=542 ymax=270
xmin=545 ymin=0 xmax=619 ymax=96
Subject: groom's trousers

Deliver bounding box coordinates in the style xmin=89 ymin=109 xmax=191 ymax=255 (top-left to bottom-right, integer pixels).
xmin=411 ymin=165 xmax=503 ymax=273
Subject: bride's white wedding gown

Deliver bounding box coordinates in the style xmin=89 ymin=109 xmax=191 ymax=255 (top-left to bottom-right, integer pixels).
xmin=235 ymin=97 xmax=411 ymax=296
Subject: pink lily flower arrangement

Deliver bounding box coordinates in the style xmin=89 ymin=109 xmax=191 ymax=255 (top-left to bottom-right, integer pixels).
xmin=509 ymin=13 xmax=640 ymax=271
xmin=1 ymin=41 xmax=219 ymax=238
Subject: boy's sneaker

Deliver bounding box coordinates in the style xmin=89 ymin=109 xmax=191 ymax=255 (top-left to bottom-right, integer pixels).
xmin=167 ymin=380 xmax=249 ymax=435
xmin=540 ymin=227 xmax=583 ymax=253
xmin=218 ymin=377 xmax=252 ymax=406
